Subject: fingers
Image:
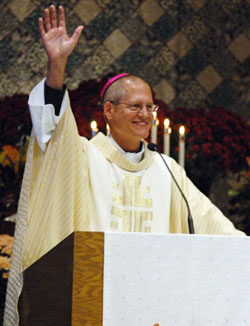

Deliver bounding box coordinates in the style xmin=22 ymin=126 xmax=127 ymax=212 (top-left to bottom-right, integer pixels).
xmin=38 ymin=4 xmax=84 ymax=48
xmin=71 ymin=25 xmax=84 ymax=44
xmin=41 ymin=5 xmax=60 ymax=32
xmin=58 ymin=6 xmax=66 ymax=28
xmin=50 ymin=5 xmax=57 ymax=28
xmin=44 ymin=8 xmax=51 ymax=32
xmin=38 ymin=17 xmax=46 ymax=38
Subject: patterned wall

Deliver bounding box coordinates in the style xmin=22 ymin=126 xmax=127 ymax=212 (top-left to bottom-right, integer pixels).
xmin=0 ymin=0 xmax=249 ymax=121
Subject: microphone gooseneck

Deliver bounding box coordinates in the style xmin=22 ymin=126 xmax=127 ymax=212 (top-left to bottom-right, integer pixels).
xmin=148 ymin=143 xmax=195 ymax=234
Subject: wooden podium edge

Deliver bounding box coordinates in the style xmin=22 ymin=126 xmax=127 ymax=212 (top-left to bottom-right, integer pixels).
xmin=72 ymin=231 xmax=104 ymax=326
xmin=19 ymin=232 xmax=104 ymax=326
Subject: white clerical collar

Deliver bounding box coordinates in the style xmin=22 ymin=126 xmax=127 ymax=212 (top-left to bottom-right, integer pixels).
xmin=108 ymin=133 xmax=144 ymax=164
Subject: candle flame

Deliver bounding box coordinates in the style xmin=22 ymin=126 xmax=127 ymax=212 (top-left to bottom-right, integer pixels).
xmin=179 ymin=125 xmax=185 ymax=136
xmin=91 ymin=120 xmax=97 ymax=130
xmin=106 ymin=123 xmax=110 ymax=135
xmin=164 ymin=118 xmax=170 ymax=129
xmin=153 ymin=111 xmax=157 ymax=120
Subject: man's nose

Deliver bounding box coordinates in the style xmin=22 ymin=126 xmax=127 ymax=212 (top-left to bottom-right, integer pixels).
xmin=137 ymin=105 xmax=149 ymax=116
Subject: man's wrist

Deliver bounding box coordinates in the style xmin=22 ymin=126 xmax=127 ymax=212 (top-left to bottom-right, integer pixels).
xmin=46 ymin=58 xmax=67 ymax=89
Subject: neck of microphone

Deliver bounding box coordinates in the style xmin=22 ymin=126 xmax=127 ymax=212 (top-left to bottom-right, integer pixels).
xmin=148 ymin=142 xmax=195 ymax=234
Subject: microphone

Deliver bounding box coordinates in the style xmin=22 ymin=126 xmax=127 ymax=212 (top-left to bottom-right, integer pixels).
xmin=148 ymin=143 xmax=195 ymax=234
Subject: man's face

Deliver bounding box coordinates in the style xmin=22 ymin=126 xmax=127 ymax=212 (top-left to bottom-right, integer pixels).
xmin=105 ymin=79 xmax=154 ymax=151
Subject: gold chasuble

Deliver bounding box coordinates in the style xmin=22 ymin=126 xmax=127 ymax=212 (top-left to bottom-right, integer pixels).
xmin=21 ymin=99 xmax=165 ymax=270
xmin=4 ymin=95 xmax=244 ymax=325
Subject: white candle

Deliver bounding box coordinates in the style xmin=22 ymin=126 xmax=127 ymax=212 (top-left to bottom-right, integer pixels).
xmin=178 ymin=125 xmax=185 ymax=168
xmin=90 ymin=120 xmax=98 ymax=138
xmin=151 ymin=112 xmax=158 ymax=144
xmin=106 ymin=123 xmax=110 ymax=136
xmin=163 ymin=119 xmax=171 ymax=156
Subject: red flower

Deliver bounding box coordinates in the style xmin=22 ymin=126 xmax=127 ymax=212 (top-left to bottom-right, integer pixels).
xmin=201 ymin=143 xmax=212 ymax=155
xmin=192 ymin=144 xmax=200 ymax=151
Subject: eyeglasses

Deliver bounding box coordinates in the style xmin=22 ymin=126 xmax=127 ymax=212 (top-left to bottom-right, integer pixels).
xmin=110 ymin=101 xmax=159 ymax=113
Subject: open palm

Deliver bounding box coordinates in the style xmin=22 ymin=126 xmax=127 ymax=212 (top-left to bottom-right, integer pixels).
xmin=39 ymin=5 xmax=83 ymax=60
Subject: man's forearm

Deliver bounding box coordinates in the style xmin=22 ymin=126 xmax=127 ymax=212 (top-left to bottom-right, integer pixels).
xmin=45 ymin=58 xmax=67 ymax=90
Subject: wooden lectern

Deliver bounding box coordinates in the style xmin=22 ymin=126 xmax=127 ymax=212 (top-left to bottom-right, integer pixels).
xmin=18 ymin=232 xmax=104 ymax=326
xmin=19 ymin=232 xmax=250 ymax=326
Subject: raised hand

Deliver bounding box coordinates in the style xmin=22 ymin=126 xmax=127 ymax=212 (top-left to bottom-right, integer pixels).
xmin=39 ymin=5 xmax=83 ymax=60
xmin=39 ymin=5 xmax=84 ymax=89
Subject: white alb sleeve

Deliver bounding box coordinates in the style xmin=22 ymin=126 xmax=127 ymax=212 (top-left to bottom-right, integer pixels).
xmin=28 ymin=78 xmax=67 ymax=151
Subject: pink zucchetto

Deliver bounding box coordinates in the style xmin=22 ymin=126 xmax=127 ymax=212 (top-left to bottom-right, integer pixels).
xmin=100 ymin=73 xmax=129 ymax=101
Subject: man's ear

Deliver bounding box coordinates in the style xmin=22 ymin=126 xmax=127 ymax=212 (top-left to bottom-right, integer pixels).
xmin=103 ymin=101 xmax=114 ymax=121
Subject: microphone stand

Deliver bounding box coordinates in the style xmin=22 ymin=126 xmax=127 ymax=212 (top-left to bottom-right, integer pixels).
xmin=148 ymin=143 xmax=195 ymax=234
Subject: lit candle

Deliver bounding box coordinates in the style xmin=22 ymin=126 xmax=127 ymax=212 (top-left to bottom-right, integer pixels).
xmin=106 ymin=123 xmax=110 ymax=136
xmin=178 ymin=125 xmax=185 ymax=168
xmin=90 ymin=120 xmax=98 ymax=138
xmin=163 ymin=119 xmax=171 ymax=156
xmin=151 ymin=112 xmax=158 ymax=144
